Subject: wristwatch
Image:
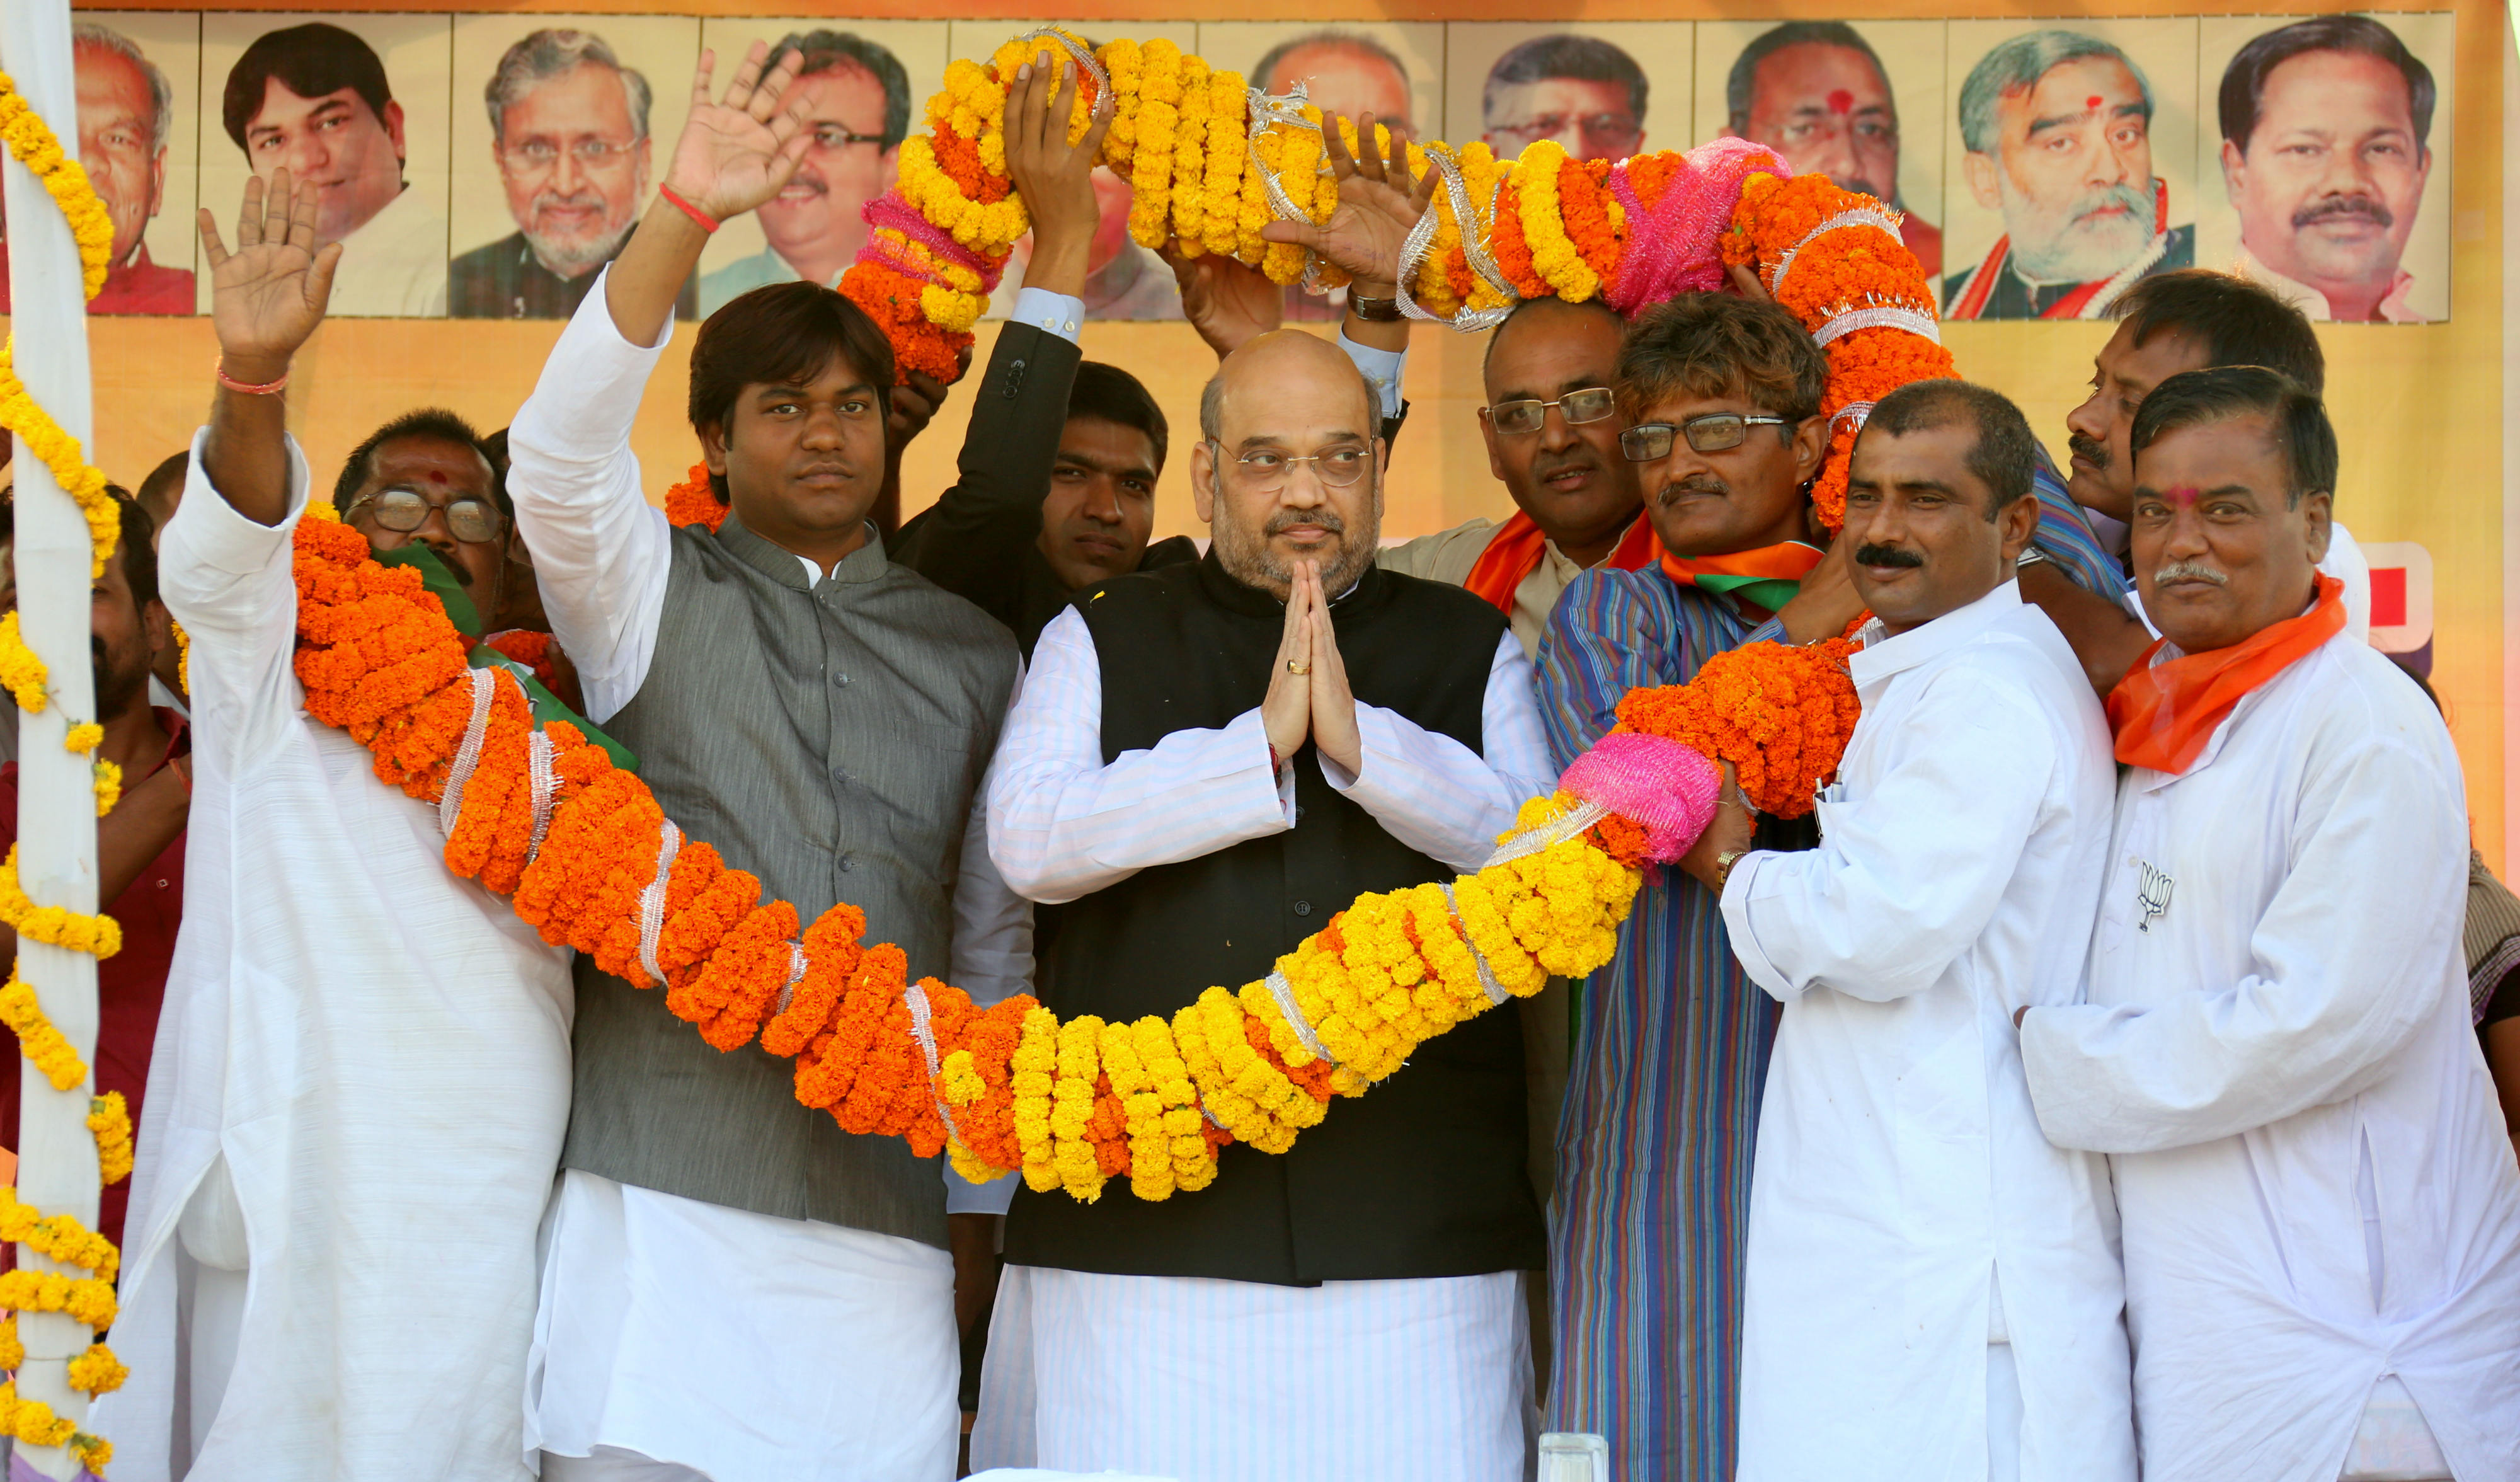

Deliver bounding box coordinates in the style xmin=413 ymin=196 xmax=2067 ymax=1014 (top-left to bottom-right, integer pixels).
xmin=1347 ymin=290 xmax=1405 ymax=322
xmin=1713 ymin=847 xmax=1752 ymax=893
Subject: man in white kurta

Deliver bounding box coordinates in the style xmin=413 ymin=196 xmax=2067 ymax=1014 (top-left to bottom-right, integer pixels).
xmin=1709 ymin=383 xmax=2135 ymax=1482
xmin=2019 ymin=369 xmax=2520 ymax=1481
xmin=973 ymin=330 xmax=1559 ymax=1482
xmin=97 ymin=178 xmax=571 ymax=1480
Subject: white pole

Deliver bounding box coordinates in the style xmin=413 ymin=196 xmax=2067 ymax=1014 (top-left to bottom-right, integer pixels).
xmin=1 ymin=0 xmax=106 ymax=1474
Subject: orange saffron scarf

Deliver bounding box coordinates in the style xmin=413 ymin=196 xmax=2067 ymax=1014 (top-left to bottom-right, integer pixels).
xmin=2107 ymin=575 xmax=2345 ymax=776
xmin=1658 ymin=541 xmax=1828 ymax=618
xmin=1462 ymin=512 xmax=1661 ymax=613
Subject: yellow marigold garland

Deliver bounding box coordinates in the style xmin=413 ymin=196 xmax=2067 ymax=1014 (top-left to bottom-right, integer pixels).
xmin=0 ymin=611 xmax=48 ymax=713
xmin=0 ymin=844 xmax=122 ymax=959
xmin=89 ymin=1093 xmax=134 ymax=1186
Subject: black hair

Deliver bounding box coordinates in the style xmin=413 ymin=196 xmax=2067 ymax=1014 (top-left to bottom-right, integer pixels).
xmin=1864 ymin=380 xmax=2037 ymax=519
xmin=1481 ymin=294 xmax=1627 ymax=383
xmin=1726 ymin=22 xmax=1889 ymax=135
xmin=333 ymin=408 xmax=505 ymax=519
xmin=1618 ymin=292 xmax=1828 ymax=427
xmin=2219 ymin=14 xmax=2434 ymax=152
xmin=2112 ymin=268 xmax=2328 ymax=396
xmin=224 ymin=23 xmax=394 ymax=153
xmin=2130 ymin=365 xmax=2337 ymax=507
xmin=134 ymin=449 xmax=189 ymax=525
xmin=1067 ymin=361 xmax=1169 ymax=474
xmin=1485 ymin=34 xmax=1647 ymax=125
xmin=767 ymin=29 xmax=914 ymax=152
xmin=0 ymin=484 xmax=152 ymax=607
xmin=687 ymin=280 xmax=896 ymax=503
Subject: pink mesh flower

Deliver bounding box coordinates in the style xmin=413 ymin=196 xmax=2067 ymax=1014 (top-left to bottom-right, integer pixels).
xmin=1605 ymin=137 xmax=1790 ymax=317
xmin=1559 ymin=731 xmax=1723 ymax=863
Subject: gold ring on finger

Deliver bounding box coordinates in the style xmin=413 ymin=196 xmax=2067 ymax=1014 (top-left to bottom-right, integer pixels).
xmin=1288 ymin=660 xmax=1312 ymax=675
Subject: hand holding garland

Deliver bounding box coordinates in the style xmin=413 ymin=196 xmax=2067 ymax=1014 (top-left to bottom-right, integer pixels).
xmin=1164 ymin=242 xmax=1283 ymax=360
xmin=1002 ymin=61 xmax=1111 ymax=301
xmin=1259 ymin=111 xmax=1435 ymax=354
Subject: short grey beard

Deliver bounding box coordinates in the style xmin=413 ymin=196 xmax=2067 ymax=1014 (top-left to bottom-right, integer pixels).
xmin=527 ymin=217 xmax=634 ymax=279
xmin=1212 ymin=482 xmax=1382 ymax=599
xmin=2000 ymin=178 xmax=2153 ymax=284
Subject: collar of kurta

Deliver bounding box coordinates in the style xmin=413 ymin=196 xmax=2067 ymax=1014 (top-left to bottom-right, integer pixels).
xmin=1848 ymin=578 xmax=2023 ymax=695
xmin=715 ymin=512 xmax=889 ymax=589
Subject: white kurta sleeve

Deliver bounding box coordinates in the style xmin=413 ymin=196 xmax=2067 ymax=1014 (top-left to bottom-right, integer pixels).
xmin=1722 ymin=673 xmax=2051 ymax=1004
xmin=2020 ymin=730 xmax=2465 ymax=1154
xmin=503 ymin=266 xmax=677 ymax=723
xmin=987 ymin=607 xmax=1295 ymax=905
xmin=1320 ymin=631 xmax=1555 ymax=871
xmin=158 ymin=430 xmax=314 ymax=763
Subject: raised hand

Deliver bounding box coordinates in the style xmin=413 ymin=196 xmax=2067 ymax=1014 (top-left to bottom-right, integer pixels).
xmin=1004 ymin=62 xmax=1111 ymax=300
xmin=197 ymin=169 xmax=340 ymax=379
xmin=1258 ymin=112 xmax=1438 ymax=296
xmin=662 ymin=43 xmax=813 ymax=224
xmin=1162 ymin=241 xmax=1284 ymax=360
xmin=1261 ymin=561 xmax=1314 ymax=767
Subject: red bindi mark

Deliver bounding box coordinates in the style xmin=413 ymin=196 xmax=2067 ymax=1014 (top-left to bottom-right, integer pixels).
xmin=427 ymin=469 xmax=447 ymax=485
xmin=2163 ymin=484 xmax=2201 ymax=508
xmin=2086 ymin=95 xmax=2105 ymax=110
xmin=1826 ymin=88 xmax=1855 ymax=115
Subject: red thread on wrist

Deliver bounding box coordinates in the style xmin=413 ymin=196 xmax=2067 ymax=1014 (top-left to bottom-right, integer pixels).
xmin=658 ymin=185 xmax=720 ymax=234
xmin=214 ymin=359 xmax=288 ymax=395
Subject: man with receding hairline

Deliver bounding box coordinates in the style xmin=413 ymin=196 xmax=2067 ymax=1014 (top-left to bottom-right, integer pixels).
xmin=976 ymin=326 xmax=1556 ymax=1482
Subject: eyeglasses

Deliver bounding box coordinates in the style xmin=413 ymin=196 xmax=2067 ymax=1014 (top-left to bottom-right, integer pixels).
xmin=1620 ymin=413 xmax=1795 ymax=462
xmin=1484 ymin=387 xmax=1618 ymax=436
xmin=1208 ymin=440 xmax=1373 ymax=492
xmin=346 ymin=486 xmax=505 ymax=544
xmin=809 ymin=125 xmax=888 ymax=151
xmin=1489 ymin=113 xmax=1642 ymax=152
xmin=498 ymin=138 xmax=639 ymax=172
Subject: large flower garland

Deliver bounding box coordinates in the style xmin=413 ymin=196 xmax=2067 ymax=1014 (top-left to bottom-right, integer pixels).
xmin=287 ymin=496 xmax=1857 ymax=1204
xmin=839 ymin=34 xmax=1950 ymax=536
xmin=0 ymin=68 xmax=133 ymax=1478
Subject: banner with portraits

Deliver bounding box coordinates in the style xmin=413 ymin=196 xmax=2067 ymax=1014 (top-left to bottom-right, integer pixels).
xmin=3 ymin=2 xmax=2509 ymax=868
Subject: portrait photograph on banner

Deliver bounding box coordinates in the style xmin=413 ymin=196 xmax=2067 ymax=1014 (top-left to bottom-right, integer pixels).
xmin=956 ymin=18 xmax=1196 ymax=323
xmin=1692 ymin=19 xmax=1949 ymax=296
xmin=2196 ymin=11 xmax=2454 ymax=323
xmin=1440 ymin=22 xmax=1691 ymax=166
xmin=1940 ymin=16 xmax=2200 ymax=321
xmin=0 ymin=11 xmax=203 ymax=316
xmin=691 ymin=16 xmax=947 ymax=318
xmin=197 ymin=11 xmax=454 ymax=318
xmin=448 ymin=13 xmax=701 ymax=322
xmin=1199 ymin=20 xmax=1444 ymax=323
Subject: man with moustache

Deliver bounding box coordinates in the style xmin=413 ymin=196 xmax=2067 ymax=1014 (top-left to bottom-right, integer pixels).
xmin=697 ymin=29 xmax=908 ymax=314
xmin=1946 ymin=30 xmax=2193 ymax=321
xmin=452 ymin=30 xmax=695 ymax=321
xmin=1725 ymin=21 xmax=1942 ymax=281
xmin=0 ymin=24 xmax=194 ymax=314
xmin=1704 ymin=381 xmax=2134 ymax=1482
xmin=2219 ymin=16 xmax=2437 ymax=324
xmin=223 ymin=22 xmax=446 ymax=316
xmin=2020 ymin=368 xmax=2520 ymax=1482
xmin=974 ymin=328 xmax=1555 ymax=1482
xmin=1480 ymin=34 xmax=1649 ymax=164
xmin=0 ymin=496 xmax=188 ymax=1255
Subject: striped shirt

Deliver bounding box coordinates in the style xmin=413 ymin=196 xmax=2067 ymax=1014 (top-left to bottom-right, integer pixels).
xmin=1536 ymin=570 xmax=1775 ymax=1482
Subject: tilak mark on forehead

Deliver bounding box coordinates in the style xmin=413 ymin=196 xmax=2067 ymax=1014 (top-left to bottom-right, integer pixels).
xmin=1826 ymin=89 xmax=1854 ymax=115
xmin=2164 ymin=484 xmax=2201 ymax=508
xmin=2086 ymin=95 xmax=2104 ymax=110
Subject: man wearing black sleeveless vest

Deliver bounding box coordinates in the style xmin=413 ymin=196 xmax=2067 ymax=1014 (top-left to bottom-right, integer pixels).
xmin=972 ymin=329 xmax=1557 ymax=1480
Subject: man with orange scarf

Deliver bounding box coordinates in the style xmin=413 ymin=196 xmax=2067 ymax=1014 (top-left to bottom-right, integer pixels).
xmin=2018 ymin=367 xmax=2520 ymax=1482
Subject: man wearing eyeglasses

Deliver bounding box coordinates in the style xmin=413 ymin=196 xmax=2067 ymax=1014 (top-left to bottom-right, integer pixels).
xmin=454 ymin=29 xmax=695 ymax=322
xmin=976 ymin=327 xmax=1557 ymax=1482
xmin=1480 ymin=33 xmax=1649 ymax=163
xmin=697 ymin=30 xmax=909 ymax=315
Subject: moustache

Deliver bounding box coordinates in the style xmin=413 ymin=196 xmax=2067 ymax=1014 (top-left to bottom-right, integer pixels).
xmin=2153 ymin=560 xmax=2229 ymax=586
xmin=2293 ymin=194 xmax=2393 ymax=231
xmin=531 ymin=188 xmax=606 ymax=213
xmin=1265 ymin=508 xmax=1345 ymax=537
xmin=1829 ymin=174 xmax=1886 ymax=202
xmin=2069 ymin=181 xmax=2153 ymax=229
xmin=1655 ymin=475 xmax=1729 ymax=505
xmin=776 ymin=168 xmax=828 ymax=197
xmin=2067 ymin=433 xmax=2109 ymax=471
xmin=1530 ymin=449 xmax=1601 ymax=483
xmin=1853 ymin=543 xmax=1925 ymax=570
